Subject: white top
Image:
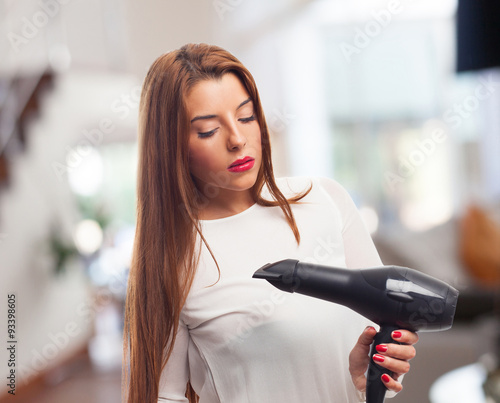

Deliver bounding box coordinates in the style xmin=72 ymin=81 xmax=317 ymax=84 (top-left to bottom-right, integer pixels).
xmin=158 ymin=176 xmax=383 ymax=403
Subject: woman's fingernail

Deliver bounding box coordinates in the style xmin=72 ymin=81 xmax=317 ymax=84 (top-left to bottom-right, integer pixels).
xmin=376 ymin=344 xmax=388 ymax=353
xmin=373 ymin=354 xmax=385 ymax=363
xmin=382 ymin=374 xmax=391 ymax=383
xmin=392 ymin=331 xmax=402 ymax=339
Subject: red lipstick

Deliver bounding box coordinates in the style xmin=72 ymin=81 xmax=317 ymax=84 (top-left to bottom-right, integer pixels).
xmin=228 ymin=156 xmax=255 ymax=173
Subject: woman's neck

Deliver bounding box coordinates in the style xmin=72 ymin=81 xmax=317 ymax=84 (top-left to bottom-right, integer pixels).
xmin=197 ymin=189 xmax=256 ymax=220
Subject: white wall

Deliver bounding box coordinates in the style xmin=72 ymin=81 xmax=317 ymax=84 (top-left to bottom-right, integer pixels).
xmin=0 ymin=77 xmax=92 ymax=391
xmin=0 ymin=68 xmax=143 ymax=392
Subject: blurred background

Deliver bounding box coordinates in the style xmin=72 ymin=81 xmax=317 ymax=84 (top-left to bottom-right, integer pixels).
xmin=0 ymin=0 xmax=499 ymax=402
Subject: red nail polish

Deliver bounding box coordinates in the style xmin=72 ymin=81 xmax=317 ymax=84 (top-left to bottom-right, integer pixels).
xmin=376 ymin=344 xmax=388 ymax=353
xmin=373 ymin=354 xmax=385 ymax=363
xmin=382 ymin=374 xmax=391 ymax=383
xmin=392 ymin=331 xmax=402 ymax=339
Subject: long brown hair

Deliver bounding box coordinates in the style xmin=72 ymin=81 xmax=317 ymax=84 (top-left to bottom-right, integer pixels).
xmin=122 ymin=43 xmax=311 ymax=403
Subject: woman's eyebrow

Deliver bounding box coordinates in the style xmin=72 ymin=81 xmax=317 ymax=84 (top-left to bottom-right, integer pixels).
xmin=190 ymin=97 xmax=252 ymax=124
xmin=190 ymin=114 xmax=216 ymax=124
xmin=237 ymin=97 xmax=252 ymax=110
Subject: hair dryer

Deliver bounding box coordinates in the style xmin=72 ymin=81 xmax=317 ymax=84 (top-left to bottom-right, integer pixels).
xmin=253 ymin=259 xmax=459 ymax=403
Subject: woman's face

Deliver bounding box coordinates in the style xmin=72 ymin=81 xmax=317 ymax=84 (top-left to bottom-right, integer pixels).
xmin=186 ymin=73 xmax=262 ymax=210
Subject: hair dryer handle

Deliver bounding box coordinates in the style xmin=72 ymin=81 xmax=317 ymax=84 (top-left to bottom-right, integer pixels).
xmin=366 ymin=324 xmax=402 ymax=403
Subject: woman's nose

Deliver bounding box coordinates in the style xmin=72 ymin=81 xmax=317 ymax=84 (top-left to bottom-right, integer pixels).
xmin=227 ymin=125 xmax=247 ymax=150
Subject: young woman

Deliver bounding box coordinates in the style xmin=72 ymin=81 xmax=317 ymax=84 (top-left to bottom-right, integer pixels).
xmin=123 ymin=43 xmax=418 ymax=403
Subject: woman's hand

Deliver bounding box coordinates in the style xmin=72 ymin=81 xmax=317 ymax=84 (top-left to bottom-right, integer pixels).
xmin=349 ymin=326 xmax=419 ymax=394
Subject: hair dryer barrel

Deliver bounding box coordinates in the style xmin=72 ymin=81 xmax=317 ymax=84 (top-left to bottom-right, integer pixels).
xmin=253 ymin=259 xmax=458 ymax=332
xmin=254 ymin=259 xmax=397 ymax=324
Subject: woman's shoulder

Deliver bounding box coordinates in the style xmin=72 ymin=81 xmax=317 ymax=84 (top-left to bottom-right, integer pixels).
xmin=274 ymin=176 xmax=312 ymax=195
xmin=274 ymin=176 xmax=349 ymax=200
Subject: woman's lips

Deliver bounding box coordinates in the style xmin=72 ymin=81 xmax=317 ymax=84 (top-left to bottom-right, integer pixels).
xmin=227 ymin=157 xmax=255 ymax=173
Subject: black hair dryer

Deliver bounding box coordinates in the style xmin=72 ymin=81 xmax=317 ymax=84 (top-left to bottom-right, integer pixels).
xmin=253 ymin=259 xmax=459 ymax=403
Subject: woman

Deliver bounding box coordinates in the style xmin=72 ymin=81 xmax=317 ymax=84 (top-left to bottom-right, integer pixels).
xmin=123 ymin=43 xmax=418 ymax=403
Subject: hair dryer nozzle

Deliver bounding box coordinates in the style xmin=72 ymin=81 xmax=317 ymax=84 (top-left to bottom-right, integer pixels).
xmin=252 ymin=259 xmax=300 ymax=293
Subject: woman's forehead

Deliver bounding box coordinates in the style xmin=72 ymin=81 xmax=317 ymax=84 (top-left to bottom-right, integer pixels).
xmin=185 ymin=74 xmax=252 ymax=114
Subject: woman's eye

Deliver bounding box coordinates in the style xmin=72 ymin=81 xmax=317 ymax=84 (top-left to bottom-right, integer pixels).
xmin=197 ymin=128 xmax=217 ymax=138
xmin=239 ymin=115 xmax=256 ymax=123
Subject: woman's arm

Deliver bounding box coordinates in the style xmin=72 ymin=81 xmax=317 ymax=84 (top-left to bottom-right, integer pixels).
xmin=157 ymin=321 xmax=190 ymax=403
xmin=317 ymin=176 xmax=382 ymax=269
xmin=318 ymin=177 xmax=418 ymax=397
